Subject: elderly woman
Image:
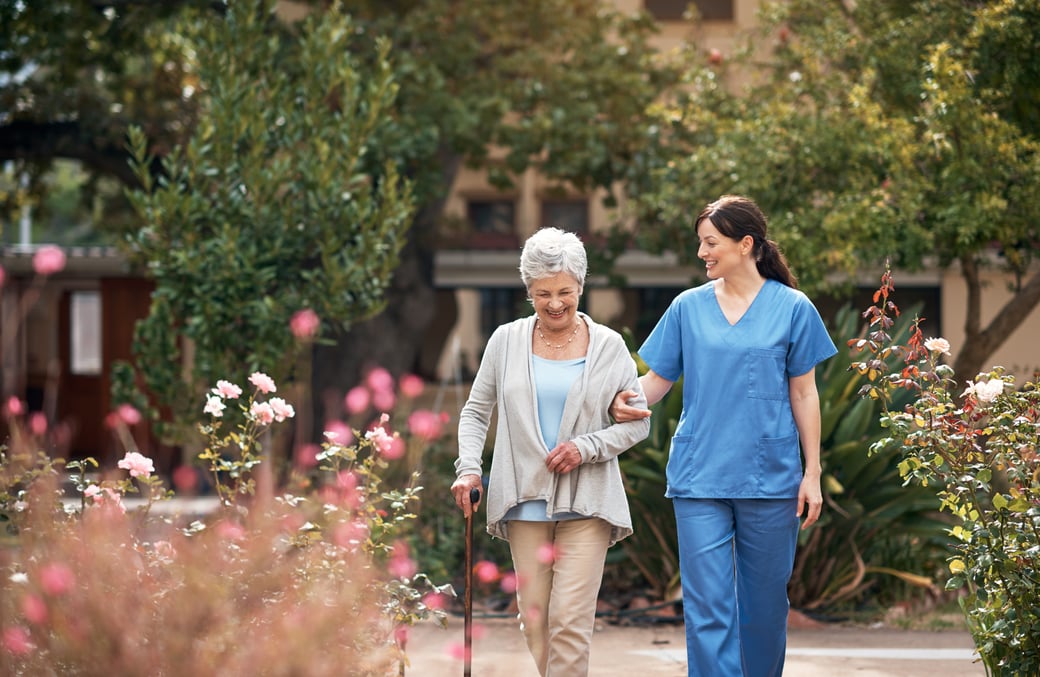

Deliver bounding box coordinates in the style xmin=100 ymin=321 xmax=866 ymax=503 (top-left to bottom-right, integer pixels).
xmin=451 ymin=227 xmax=650 ymax=676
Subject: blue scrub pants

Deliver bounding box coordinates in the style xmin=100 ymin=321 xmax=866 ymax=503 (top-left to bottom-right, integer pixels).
xmin=673 ymin=497 xmax=799 ymax=677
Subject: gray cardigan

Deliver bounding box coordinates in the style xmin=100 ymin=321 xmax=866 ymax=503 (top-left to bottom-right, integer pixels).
xmin=455 ymin=313 xmax=651 ymax=546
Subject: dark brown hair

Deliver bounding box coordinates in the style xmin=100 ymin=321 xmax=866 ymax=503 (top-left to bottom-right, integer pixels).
xmin=695 ymin=195 xmax=798 ymax=289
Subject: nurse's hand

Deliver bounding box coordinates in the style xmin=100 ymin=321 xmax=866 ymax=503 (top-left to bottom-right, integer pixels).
xmin=797 ymin=473 xmax=823 ymax=530
xmin=546 ymin=441 xmax=582 ymax=474
xmin=610 ymin=389 xmax=652 ymax=423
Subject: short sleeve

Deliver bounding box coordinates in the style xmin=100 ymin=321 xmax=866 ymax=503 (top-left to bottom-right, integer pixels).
xmin=638 ymin=295 xmax=686 ymax=382
xmin=786 ymin=294 xmax=838 ymax=377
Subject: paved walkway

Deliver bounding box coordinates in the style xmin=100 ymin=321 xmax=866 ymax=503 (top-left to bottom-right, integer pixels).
xmin=402 ymin=616 xmax=984 ymax=676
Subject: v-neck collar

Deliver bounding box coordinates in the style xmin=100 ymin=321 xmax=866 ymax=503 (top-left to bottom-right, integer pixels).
xmin=710 ymin=278 xmax=771 ymax=328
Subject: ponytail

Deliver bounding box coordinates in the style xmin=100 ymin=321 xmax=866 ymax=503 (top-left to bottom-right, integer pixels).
xmin=756 ymin=239 xmax=798 ymax=289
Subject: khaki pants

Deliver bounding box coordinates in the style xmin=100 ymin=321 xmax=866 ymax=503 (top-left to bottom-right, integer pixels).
xmin=508 ymin=518 xmax=612 ymax=677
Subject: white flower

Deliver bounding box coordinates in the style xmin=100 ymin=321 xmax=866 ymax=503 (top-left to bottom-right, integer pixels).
xmin=962 ymin=378 xmax=1005 ymax=404
xmin=788 ymin=71 xmax=802 ymax=83
xmin=923 ymin=337 xmax=951 ymax=355
xmin=204 ymin=394 xmax=226 ymax=417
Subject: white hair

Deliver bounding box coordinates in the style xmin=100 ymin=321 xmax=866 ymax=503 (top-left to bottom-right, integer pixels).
xmin=519 ymin=227 xmax=587 ymax=291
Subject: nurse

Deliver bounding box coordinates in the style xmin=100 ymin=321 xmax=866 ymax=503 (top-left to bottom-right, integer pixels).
xmin=611 ymin=195 xmax=837 ymax=676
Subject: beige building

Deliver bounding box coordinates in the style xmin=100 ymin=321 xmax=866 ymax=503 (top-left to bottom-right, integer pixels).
xmin=431 ymin=0 xmax=1040 ymax=385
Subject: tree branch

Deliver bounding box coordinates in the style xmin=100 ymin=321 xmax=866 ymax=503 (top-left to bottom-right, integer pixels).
xmin=0 ymin=119 xmax=140 ymax=186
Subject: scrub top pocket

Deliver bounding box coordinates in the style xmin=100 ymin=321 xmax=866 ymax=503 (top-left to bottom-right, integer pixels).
xmin=747 ymin=348 xmax=786 ymax=400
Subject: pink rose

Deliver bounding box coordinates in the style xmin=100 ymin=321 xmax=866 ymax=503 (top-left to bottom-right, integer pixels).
xmin=268 ymin=397 xmax=295 ymax=422
xmin=407 ymin=409 xmax=443 ymax=441
xmin=250 ymin=401 xmax=275 ymax=425
xmin=212 ymin=380 xmax=242 ymax=399
xmin=344 ymin=386 xmax=370 ymax=415
xmin=475 ymin=560 xmax=500 ymax=584
xmin=290 ymin=308 xmax=320 ymax=339
xmin=5 ymin=396 xmax=25 ymax=418
xmin=248 ymin=371 xmax=277 ymax=394
xmin=118 ymin=451 xmax=155 ymax=479
xmin=399 ymin=373 xmax=424 ymax=398
xmin=32 ymin=245 xmax=66 ymax=276
xmin=1 ymin=626 xmax=33 ymax=656
xmin=38 ymin=562 xmax=75 ymax=596
xmin=365 ymin=367 xmax=394 ymax=393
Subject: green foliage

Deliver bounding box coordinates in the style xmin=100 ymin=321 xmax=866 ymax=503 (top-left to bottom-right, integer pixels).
xmin=620 ymin=0 xmax=1040 ymax=379
xmin=790 ymin=304 xmax=950 ymax=611
xmin=116 ymin=0 xmax=415 ymax=441
xmin=852 ymin=268 xmax=1040 ymax=674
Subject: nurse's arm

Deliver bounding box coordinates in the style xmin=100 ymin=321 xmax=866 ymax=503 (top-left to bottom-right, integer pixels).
xmin=789 ymin=368 xmax=823 ymax=530
xmin=609 ymin=370 xmax=674 ymax=422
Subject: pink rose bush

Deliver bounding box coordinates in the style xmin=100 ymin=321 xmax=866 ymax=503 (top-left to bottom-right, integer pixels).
xmin=1 ymin=363 xmax=455 ymax=674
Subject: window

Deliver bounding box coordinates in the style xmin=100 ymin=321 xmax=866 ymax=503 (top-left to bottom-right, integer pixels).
xmin=467 ymin=200 xmax=516 ymax=235
xmin=634 ymin=287 xmax=686 ymax=343
xmin=644 ymin=0 xmax=734 ymax=21
xmin=541 ymin=199 xmax=589 ymax=236
xmin=70 ymin=290 xmax=102 ymax=375
xmin=479 ymin=288 xmax=528 ymax=343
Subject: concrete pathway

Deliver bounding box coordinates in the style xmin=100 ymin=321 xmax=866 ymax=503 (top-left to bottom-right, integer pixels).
xmin=402 ymin=616 xmax=984 ymax=676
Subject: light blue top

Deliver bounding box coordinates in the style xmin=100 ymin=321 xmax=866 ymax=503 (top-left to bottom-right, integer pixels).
xmin=639 ymin=279 xmax=837 ymax=499
xmin=504 ymin=355 xmax=585 ymax=521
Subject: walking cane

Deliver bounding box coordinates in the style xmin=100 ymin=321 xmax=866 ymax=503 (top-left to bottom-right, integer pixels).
xmin=464 ymin=486 xmax=481 ymax=677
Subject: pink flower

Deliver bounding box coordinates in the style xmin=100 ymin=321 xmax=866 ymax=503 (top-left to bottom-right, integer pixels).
xmin=423 ymin=592 xmax=448 ymax=611
xmin=500 ymin=572 xmax=518 ymax=594
xmin=536 ymin=542 xmax=557 ymax=564
xmin=365 ymin=367 xmax=394 ymax=394
xmin=217 ymin=521 xmax=246 ymax=541
xmin=475 ymin=560 xmax=499 ymax=584
xmin=0 ymin=264 xmax=5 ymax=288
xmin=28 ymin=412 xmax=47 ymax=436
xmin=248 ymin=371 xmax=277 ymax=394
xmin=344 ymin=386 xmax=370 ymax=415
xmin=250 ymin=401 xmax=275 ymax=425
xmin=5 ymin=396 xmax=24 ymax=418
xmin=172 ymin=465 xmax=198 ymax=492
xmin=295 ymin=443 xmax=320 ymax=469
xmin=118 ymin=451 xmax=155 ymax=479
xmin=21 ymin=594 xmax=47 ymax=625
xmin=385 ymin=436 xmax=405 ymax=460
xmin=399 ymin=373 xmax=424 ymax=398
xmin=407 ymin=409 xmax=443 ymax=441
xmin=1 ymin=626 xmax=33 ymax=656
xmin=323 ymin=420 xmax=353 ymax=443
xmin=372 ymin=389 xmax=396 ymax=412
xmin=332 ymin=519 xmax=368 ymax=549
xmin=290 ymin=308 xmax=320 ymax=339
xmin=115 ymin=404 xmax=141 ymax=425
xmin=212 ymin=380 xmax=242 ymax=399
xmin=32 ymin=245 xmax=66 ymax=276
xmin=38 ymin=562 xmax=75 ymax=596
xmin=364 ymin=425 xmax=396 ymax=457
xmin=268 ymin=397 xmax=295 ymax=422
xmin=388 ymin=542 xmax=417 ymax=579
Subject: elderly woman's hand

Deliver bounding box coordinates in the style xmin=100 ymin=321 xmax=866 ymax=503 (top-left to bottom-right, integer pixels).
xmin=545 ymin=441 xmax=582 ymax=474
xmin=451 ymin=474 xmax=482 ymax=517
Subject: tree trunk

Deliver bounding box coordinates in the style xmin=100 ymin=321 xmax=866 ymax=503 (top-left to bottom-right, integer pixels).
xmin=951 ymin=255 xmax=1040 ymax=383
xmin=309 ymin=151 xmax=462 ymax=437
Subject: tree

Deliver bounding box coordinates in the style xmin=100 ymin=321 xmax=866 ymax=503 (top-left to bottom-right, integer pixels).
xmin=619 ymin=0 xmax=1040 ymax=382
xmin=1 ymin=1 xmax=680 ymax=438
xmin=114 ymin=2 xmax=414 ymax=441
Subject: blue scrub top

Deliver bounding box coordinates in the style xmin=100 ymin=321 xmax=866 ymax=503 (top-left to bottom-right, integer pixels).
xmin=639 ymin=279 xmax=838 ymax=499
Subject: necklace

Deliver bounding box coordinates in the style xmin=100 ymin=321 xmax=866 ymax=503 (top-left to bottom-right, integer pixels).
xmin=536 ymin=319 xmax=580 ymax=350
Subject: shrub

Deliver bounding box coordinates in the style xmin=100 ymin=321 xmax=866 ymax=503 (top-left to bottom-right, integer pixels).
xmin=851 ymin=268 xmax=1040 ymax=674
